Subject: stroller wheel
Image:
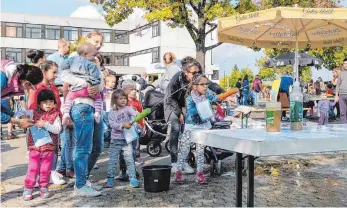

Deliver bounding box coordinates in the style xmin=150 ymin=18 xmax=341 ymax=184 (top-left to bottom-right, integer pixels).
xmin=147 ymin=141 xmax=162 ymax=157
xmin=210 ymin=160 xmax=216 ymax=177
xmin=210 ymin=160 xmax=222 ymax=177
xmin=165 ymin=140 xmax=170 ymax=153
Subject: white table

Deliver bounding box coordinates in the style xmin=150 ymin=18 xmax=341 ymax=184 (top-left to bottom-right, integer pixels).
xmin=191 ymin=124 xmax=347 ymax=207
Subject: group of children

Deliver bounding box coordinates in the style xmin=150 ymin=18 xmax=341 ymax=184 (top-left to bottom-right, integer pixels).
xmin=22 ymin=39 xmax=239 ymax=200
xmin=22 ymin=42 xmax=145 ymax=200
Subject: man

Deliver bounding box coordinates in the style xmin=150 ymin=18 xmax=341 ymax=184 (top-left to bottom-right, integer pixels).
xmin=236 ymin=78 xmax=242 ymax=105
xmin=139 ymin=72 xmax=148 ymax=90
xmin=47 ymin=39 xmax=70 ymax=185
xmin=279 ymin=71 xmax=294 ymax=121
xmin=253 ymin=75 xmax=262 ymax=106
xmin=153 ymin=52 xmax=182 ymax=92
xmin=335 ymin=58 xmax=347 ymax=124
xmin=47 ymin=39 xmax=70 ymax=86
xmin=164 ymin=56 xmax=231 ymax=173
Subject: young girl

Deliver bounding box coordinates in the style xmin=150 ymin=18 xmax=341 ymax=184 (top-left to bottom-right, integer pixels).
xmin=104 ymin=89 xmax=140 ymax=188
xmin=61 ymin=42 xmax=103 ymax=126
xmin=175 ymin=74 xmax=219 ymax=185
xmin=23 ymin=89 xmax=62 ymax=200
xmin=318 ymin=91 xmax=337 ymax=125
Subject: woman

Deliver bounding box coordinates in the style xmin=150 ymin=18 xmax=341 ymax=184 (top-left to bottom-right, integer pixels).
xmin=1 ymin=60 xmax=43 ymax=128
xmin=61 ymin=31 xmax=104 ymax=197
xmin=152 ymin=52 xmax=182 ymax=92
xmin=27 ymin=49 xmax=46 ymax=67
xmin=332 ymin=68 xmax=341 ymax=118
xmin=164 ymin=56 xmax=231 ymax=173
xmin=242 ymin=75 xmax=250 ymax=106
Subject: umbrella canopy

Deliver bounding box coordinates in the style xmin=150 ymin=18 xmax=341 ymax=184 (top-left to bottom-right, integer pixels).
xmin=218 ymin=6 xmax=347 ymax=81
xmin=218 ymin=7 xmax=347 ymax=49
xmin=264 ymin=52 xmax=322 ymax=68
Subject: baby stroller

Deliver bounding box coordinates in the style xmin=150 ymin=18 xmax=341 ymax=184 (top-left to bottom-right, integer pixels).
xmin=188 ymin=121 xmax=234 ymax=176
xmin=140 ymin=84 xmax=170 ymax=157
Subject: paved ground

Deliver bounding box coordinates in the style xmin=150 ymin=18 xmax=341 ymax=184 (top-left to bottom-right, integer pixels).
xmin=1 ymin=116 xmax=347 ymax=207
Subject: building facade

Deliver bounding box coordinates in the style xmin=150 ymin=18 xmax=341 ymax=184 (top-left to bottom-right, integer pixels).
xmin=0 ymin=12 xmax=219 ymax=82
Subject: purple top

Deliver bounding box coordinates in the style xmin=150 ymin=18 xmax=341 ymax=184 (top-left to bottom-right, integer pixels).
xmin=101 ymin=87 xmax=115 ymax=110
xmin=318 ymin=99 xmax=336 ymax=115
xmin=108 ymin=106 xmax=138 ymax=140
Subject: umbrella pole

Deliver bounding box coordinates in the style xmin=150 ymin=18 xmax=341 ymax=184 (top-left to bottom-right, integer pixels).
xmin=295 ymin=34 xmax=299 ymax=83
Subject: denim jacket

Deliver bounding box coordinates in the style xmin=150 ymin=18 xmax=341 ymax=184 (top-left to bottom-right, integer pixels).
xmin=185 ymin=89 xmax=218 ymax=125
xmin=61 ymin=56 xmax=101 ymax=91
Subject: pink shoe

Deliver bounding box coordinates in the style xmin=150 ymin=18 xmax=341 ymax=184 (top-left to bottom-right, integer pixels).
xmin=39 ymin=187 xmax=52 ymax=198
xmin=175 ymin=170 xmax=184 ymax=184
xmin=195 ymin=171 xmax=207 ymax=185
xmin=23 ymin=188 xmax=33 ymax=201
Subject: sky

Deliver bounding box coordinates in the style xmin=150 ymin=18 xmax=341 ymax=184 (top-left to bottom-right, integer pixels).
xmin=2 ymin=0 xmax=347 ymax=81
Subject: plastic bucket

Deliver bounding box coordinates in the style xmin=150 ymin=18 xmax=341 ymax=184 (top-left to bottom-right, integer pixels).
xmin=142 ymin=165 xmax=171 ymax=192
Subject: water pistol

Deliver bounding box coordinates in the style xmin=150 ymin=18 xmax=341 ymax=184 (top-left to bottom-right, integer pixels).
xmin=132 ymin=108 xmax=152 ymax=124
xmin=218 ymin=88 xmax=239 ymax=100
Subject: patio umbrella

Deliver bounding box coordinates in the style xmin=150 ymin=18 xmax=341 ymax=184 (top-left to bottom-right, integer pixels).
xmin=218 ymin=6 xmax=347 ymax=81
xmin=264 ymin=52 xmax=322 ymax=68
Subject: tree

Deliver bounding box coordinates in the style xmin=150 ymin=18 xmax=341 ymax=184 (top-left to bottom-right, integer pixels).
xmin=240 ymin=67 xmax=254 ymax=81
xmin=229 ymin=65 xmax=242 ymax=88
xmin=69 ymin=37 xmax=85 ymax=55
xmin=91 ymin=0 xmax=257 ymax=72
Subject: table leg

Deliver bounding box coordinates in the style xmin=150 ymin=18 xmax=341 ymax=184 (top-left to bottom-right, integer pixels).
xmin=236 ymin=153 xmax=243 ymax=207
xmin=241 ymin=113 xmax=244 ymax=129
xmin=247 ymin=155 xmax=255 ymax=207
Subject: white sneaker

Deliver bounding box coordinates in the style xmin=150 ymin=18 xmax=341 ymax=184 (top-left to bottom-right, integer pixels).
xmin=51 ymin=171 xmax=66 ymax=185
xmin=183 ymin=162 xmax=195 ymax=174
xmin=74 ymin=185 xmax=101 ymax=197
xmin=171 ymin=163 xmax=178 ymax=173
xmin=86 ymin=180 xmax=103 ymax=191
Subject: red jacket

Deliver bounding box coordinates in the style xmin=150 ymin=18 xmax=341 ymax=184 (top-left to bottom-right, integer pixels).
xmin=28 ymin=82 xmax=61 ymax=113
xmin=128 ymin=97 xmax=144 ymax=127
xmin=27 ymin=108 xmax=60 ymax=152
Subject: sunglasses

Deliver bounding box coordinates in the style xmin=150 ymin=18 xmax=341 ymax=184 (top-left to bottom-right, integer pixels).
xmin=188 ymin=71 xmax=201 ymax=76
xmin=194 ymin=83 xmax=209 ymax=87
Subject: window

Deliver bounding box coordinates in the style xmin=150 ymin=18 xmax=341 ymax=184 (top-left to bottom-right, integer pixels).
xmin=6 ymin=48 xmax=22 ymax=63
xmin=26 ymin=24 xmax=42 ymax=39
xmin=115 ymin=54 xmax=129 ymax=66
xmin=64 ymin=27 xmax=78 ymax=41
xmin=46 ymin=25 xmax=60 ymax=40
xmin=212 ymin=70 xmax=219 ymax=80
xmin=82 ymin=28 xmax=94 ymax=38
xmin=99 ymin=29 xmax=112 ymax=43
xmin=152 ymin=22 xmax=160 ymax=37
xmin=152 ymin=47 xmax=160 ymax=63
xmin=115 ymin=31 xmax=129 ymax=44
xmin=101 ymin=53 xmax=112 ymax=65
xmin=5 ymin=23 xmax=23 ymax=38
xmin=44 ymin=50 xmax=57 ymax=57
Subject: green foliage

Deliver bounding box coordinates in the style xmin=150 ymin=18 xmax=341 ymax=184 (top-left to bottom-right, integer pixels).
xmin=69 ymin=37 xmax=85 ymax=55
xmin=219 ymin=65 xmax=254 ymax=90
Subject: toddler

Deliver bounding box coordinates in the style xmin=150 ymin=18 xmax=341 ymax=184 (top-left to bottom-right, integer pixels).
xmin=175 ymin=74 xmax=221 ymax=185
xmin=211 ymin=102 xmax=224 ymax=122
xmin=61 ymin=42 xmax=102 ymax=125
xmin=104 ymin=89 xmax=140 ymax=188
xmin=318 ymin=91 xmax=336 ymax=125
xmin=23 ymin=89 xmax=62 ymax=200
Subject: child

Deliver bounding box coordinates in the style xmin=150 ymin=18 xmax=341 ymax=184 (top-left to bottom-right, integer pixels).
xmin=211 ymin=102 xmax=224 ymax=122
xmin=175 ymin=74 xmax=220 ymax=185
xmin=104 ymin=89 xmax=140 ymax=188
xmin=318 ymin=90 xmax=336 ymax=125
xmin=102 ymin=74 xmax=117 ymax=147
xmin=61 ymin=42 xmax=103 ymax=126
xmin=115 ymin=84 xmax=144 ymax=181
xmin=23 ymin=89 xmax=62 ymax=200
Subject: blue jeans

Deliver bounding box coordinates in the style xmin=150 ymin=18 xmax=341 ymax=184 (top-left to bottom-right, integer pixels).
xmin=119 ymin=140 xmax=137 ymax=170
xmin=57 ymin=126 xmax=76 ymax=172
xmin=87 ymin=113 xmax=104 ymax=176
xmin=107 ymin=139 xmax=136 ymax=179
xmin=71 ymin=104 xmax=94 ymax=189
xmin=243 ymin=90 xmax=249 ymax=106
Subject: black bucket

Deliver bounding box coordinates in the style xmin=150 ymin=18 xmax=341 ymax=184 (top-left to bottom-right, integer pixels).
xmin=142 ymin=165 xmax=171 ymax=192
